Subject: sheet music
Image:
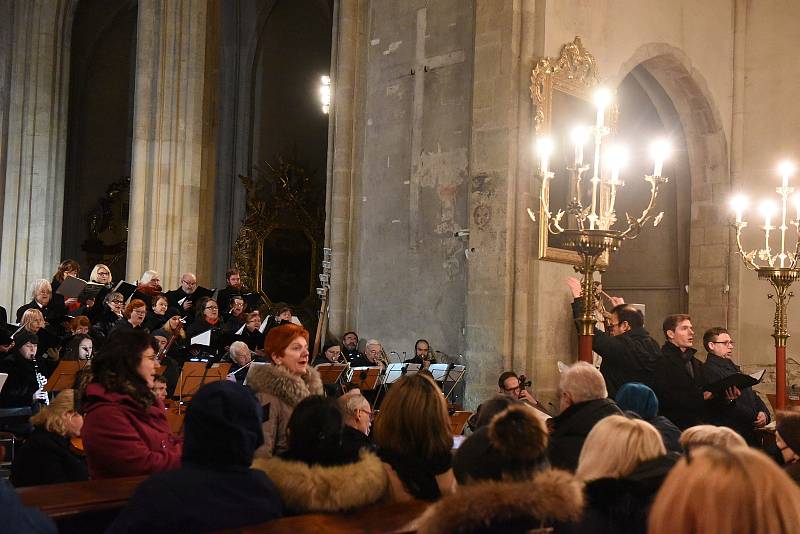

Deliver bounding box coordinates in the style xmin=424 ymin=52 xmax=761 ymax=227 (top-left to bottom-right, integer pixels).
xmin=235 ymin=323 xmax=246 ymax=335
xmin=0 ymin=373 xmax=7 ymax=393
xmin=259 ymin=318 xmax=269 ymax=333
xmin=190 ymin=329 xmax=212 ymax=346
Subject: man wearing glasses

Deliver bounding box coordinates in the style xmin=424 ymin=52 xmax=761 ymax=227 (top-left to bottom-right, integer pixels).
xmin=166 ymin=272 xmax=212 ymax=324
xmin=702 ymin=327 xmax=770 ymax=444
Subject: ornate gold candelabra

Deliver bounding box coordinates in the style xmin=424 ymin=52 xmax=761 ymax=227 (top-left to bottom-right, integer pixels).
xmin=731 ymin=164 xmax=800 ymax=410
xmin=533 ymin=89 xmax=669 ymax=363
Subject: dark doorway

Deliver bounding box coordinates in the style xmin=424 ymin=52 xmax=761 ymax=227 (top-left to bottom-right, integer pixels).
xmin=63 ymin=0 xmax=137 ymax=281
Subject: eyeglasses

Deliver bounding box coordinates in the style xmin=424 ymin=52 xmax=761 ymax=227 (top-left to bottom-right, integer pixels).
xmin=205 ymin=305 xmax=218 ymax=310
xmin=181 ymin=280 xmax=197 ymax=286
xmin=503 ymin=385 xmax=522 ymax=393
xmin=711 ymin=340 xmax=735 ymax=347
xmin=111 ymin=300 xmax=124 ymax=304
xmin=357 ymin=408 xmax=375 ymax=422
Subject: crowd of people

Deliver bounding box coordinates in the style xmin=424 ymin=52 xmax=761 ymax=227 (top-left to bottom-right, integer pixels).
xmin=2 ymin=263 xmax=800 ymax=533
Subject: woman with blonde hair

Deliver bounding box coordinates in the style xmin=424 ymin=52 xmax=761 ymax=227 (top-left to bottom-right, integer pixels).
xmin=649 ymin=446 xmax=800 ymax=534
xmin=372 ymin=373 xmax=455 ymax=502
xmin=679 ymin=424 xmax=747 ymax=451
xmin=11 ymin=389 xmax=88 ymax=486
xmin=564 ymin=415 xmax=675 ymax=534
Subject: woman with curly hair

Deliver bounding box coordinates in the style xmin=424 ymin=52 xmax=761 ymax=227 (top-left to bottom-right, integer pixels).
xmin=81 ymin=330 xmax=182 ymax=479
xmin=246 ymin=323 xmax=323 ymax=459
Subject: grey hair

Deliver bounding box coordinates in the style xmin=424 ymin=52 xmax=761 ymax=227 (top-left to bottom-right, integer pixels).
xmin=229 ymin=341 xmax=250 ymax=361
xmin=365 ymin=339 xmax=382 ymax=349
xmin=559 ymin=361 xmax=607 ymax=403
xmin=338 ymin=392 xmax=370 ymax=417
xmin=140 ymin=270 xmax=160 ymax=284
xmin=104 ymin=291 xmax=123 ymax=304
xmin=29 ymin=279 xmax=51 ymax=300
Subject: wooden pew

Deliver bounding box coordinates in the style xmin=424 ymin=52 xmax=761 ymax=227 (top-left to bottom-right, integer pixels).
xmin=224 ymin=499 xmax=430 ymax=533
xmin=17 ymin=476 xmax=146 ymax=534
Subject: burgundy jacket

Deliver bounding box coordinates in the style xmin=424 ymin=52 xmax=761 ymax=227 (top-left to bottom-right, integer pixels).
xmin=82 ymin=383 xmax=182 ymax=479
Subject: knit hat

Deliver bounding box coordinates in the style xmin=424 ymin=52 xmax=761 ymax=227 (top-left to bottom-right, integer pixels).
xmin=13 ymin=330 xmax=39 ymax=348
xmin=777 ymin=411 xmax=800 ymax=455
xmin=615 ymin=382 xmax=659 ymax=420
xmin=453 ymin=404 xmax=548 ymax=484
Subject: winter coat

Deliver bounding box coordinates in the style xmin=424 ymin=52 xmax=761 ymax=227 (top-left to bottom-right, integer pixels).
xmin=245 ymin=364 xmax=323 ymax=459
xmin=109 ymin=381 xmax=283 ymax=533
xmin=571 ymin=301 xmax=661 ymax=397
xmin=702 ymin=353 xmax=771 ymax=444
xmin=652 ymin=342 xmax=705 ymax=430
xmin=11 ymin=427 xmax=88 ymax=487
xmin=548 ymin=398 xmax=623 ymax=472
xmin=416 ymin=469 xmax=584 ymax=534
xmin=253 ymin=449 xmax=387 ymax=513
xmin=561 ymin=454 xmax=678 ymax=534
xmin=82 ymin=383 xmax=182 ymax=479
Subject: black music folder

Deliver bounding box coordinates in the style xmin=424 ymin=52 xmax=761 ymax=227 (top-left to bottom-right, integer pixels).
xmin=706 ymin=369 xmax=766 ymax=395
xmin=112 ymin=281 xmax=137 ymax=301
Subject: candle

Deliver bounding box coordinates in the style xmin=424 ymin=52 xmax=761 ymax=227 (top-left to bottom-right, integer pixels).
xmin=607 ymin=145 xmax=627 ymax=185
xmin=571 ymin=126 xmax=587 ymax=167
xmin=593 ymin=88 xmax=610 ymax=130
xmin=760 ymin=200 xmax=777 ymax=228
xmin=730 ymin=195 xmax=748 ymax=224
xmin=650 ymin=139 xmax=671 ymax=177
xmin=536 ymin=137 xmax=554 ymax=174
xmin=779 ymin=160 xmax=795 ymax=188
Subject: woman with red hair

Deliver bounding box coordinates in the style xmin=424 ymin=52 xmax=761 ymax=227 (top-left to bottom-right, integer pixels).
xmin=246 ymin=323 xmax=323 ymax=459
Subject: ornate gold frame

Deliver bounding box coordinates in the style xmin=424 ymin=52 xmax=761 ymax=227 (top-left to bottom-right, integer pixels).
xmin=530 ymin=36 xmax=613 ymax=266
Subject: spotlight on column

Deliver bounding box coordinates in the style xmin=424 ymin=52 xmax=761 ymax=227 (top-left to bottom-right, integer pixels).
xmin=320 ymin=75 xmax=331 ymax=114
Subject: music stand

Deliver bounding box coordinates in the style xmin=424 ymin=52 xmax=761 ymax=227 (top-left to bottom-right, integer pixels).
xmin=428 ymin=363 xmax=466 ymax=401
xmin=175 ymin=361 xmax=231 ymax=401
xmin=373 ymin=363 xmax=420 ymax=407
xmin=315 ymin=363 xmax=349 ymax=385
xmin=44 ymin=361 xmax=84 ymax=393
xmin=347 ymin=367 xmax=382 ymax=391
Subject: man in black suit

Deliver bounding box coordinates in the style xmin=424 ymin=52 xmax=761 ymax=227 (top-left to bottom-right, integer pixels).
xmin=165 ymin=272 xmax=212 ymax=325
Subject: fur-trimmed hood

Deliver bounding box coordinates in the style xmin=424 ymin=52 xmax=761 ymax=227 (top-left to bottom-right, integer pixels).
xmin=253 ymin=450 xmax=388 ymax=513
xmin=246 ymin=364 xmax=323 ymax=407
xmin=417 ymin=469 xmax=584 ymax=534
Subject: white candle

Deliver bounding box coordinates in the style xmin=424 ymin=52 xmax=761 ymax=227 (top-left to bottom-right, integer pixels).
xmin=593 ymin=89 xmax=610 ymax=130
xmin=607 ymin=145 xmax=627 ymax=185
xmin=650 ymin=139 xmax=671 ymax=178
xmin=779 ymin=161 xmax=795 ymax=188
xmin=730 ymin=195 xmax=748 ymax=224
xmin=571 ymin=126 xmax=587 ymax=167
xmin=536 ymin=137 xmax=554 ymax=174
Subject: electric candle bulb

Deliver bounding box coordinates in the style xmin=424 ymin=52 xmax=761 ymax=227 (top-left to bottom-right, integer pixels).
xmin=650 ymin=139 xmax=671 ymax=177
xmin=606 ymin=145 xmax=628 ymax=185
xmin=571 ymin=126 xmax=588 ymax=166
xmin=593 ymin=88 xmax=611 ymax=129
xmin=536 ymin=137 xmax=554 ymax=174
xmin=778 ymin=160 xmax=795 ymax=188
xmin=730 ymin=195 xmax=749 ymax=224
xmin=759 ymin=200 xmax=778 ymax=228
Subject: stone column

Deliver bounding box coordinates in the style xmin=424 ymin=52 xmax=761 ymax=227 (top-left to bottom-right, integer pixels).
xmin=0 ymin=0 xmax=76 ymax=313
xmin=127 ymin=0 xmax=219 ymax=288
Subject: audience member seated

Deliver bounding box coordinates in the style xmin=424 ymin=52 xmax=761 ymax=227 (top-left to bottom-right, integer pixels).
xmin=0 ymin=478 xmax=56 ymax=533
xmin=418 ymin=405 xmax=582 ymax=534
xmin=614 ymin=382 xmax=681 ymax=453
xmin=253 ymin=395 xmax=386 ymax=513
xmin=701 ymin=326 xmax=770 ymax=445
xmin=776 ymin=410 xmax=800 ymax=485
xmin=131 ymin=270 xmax=163 ymax=304
xmin=466 ymin=394 xmax=520 ymax=432
xmin=453 ymin=404 xmax=548 ymax=485
xmin=649 ymin=446 xmax=800 ymax=534
xmin=109 ymin=381 xmax=283 ymax=533
xmin=144 ymin=295 xmax=172 ymax=332
xmin=338 ymin=390 xmax=375 ymax=456
xmin=548 ymin=361 xmax=622 ymax=471
xmin=16 ymin=279 xmax=67 ymax=337
xmin=373 ymin=373 xmax=456 ymax=502
xmin=246 ymin=323 xmax=323 ymax=459
xmin=90 ymin=291 xmax=125 ymax=345
xmin=226 ymin=341 xmax=252 ymax=384
xmin=566 ymin=415 xmax=676 ymax=534
xmin=678 ymin=424 xmax=747 ymax=452
xmin=11 ymin=389 xmax=88 ymax=487
xmin=81 ymin=330 xmax=182 ymax=478
xmin=110 ymin=299 xmax=149 ymax=335
xmin=0 ymin=331 xmax=44 ymax=435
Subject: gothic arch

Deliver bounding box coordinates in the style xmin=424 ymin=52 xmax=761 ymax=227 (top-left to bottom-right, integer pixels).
xmin=615 ymin=44 xmax=736 ymax=336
